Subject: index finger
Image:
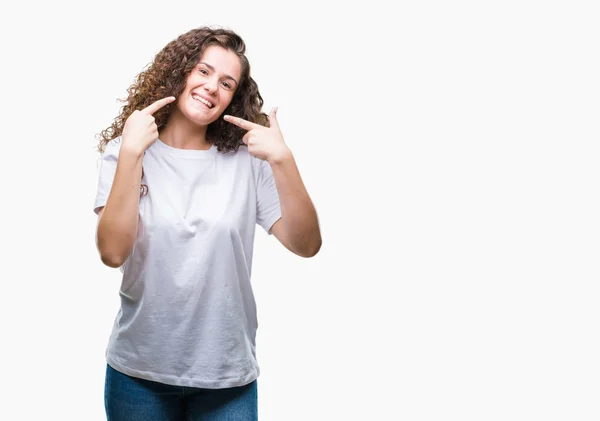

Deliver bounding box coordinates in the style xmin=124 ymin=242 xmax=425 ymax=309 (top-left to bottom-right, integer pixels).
xmin=223 ymin=115 xmax=263 ymax=131
xmin=142 ymin=96 xmax=176 ymax=115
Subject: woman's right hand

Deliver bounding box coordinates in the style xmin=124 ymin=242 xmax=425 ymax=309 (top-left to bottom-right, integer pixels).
xmin=121 ymin=96 xmax=176 ymax=155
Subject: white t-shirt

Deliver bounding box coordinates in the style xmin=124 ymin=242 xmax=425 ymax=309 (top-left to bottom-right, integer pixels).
xmin=93 ymin=137 xmax=281 ymax=389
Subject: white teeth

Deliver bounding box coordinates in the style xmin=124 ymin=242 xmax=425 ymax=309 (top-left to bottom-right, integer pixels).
xmin=192 ymin=94 xmax=214 ymax=108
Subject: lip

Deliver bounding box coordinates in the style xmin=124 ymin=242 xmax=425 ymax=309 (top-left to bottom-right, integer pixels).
xmin=191 ymin=92 xmax=216 ymax=109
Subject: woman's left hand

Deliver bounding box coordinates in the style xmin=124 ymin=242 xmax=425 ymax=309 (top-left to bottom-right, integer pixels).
xmin=224 ymin=107 xmax=291 ymax=163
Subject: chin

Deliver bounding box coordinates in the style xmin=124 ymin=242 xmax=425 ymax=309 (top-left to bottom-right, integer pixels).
xmin=184 ymin=109 xmax=218 ymax=126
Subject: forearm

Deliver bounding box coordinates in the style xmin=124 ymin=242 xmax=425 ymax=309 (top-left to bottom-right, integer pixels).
xmin=269 ymin=151 xmax=321 ymax=256
xmin=96 ymin=148 xmax=143 ymax=267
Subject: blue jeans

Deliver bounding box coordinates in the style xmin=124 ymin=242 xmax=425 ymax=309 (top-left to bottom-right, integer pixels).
xmin=104 ymin=364 xmax=258 ymax=421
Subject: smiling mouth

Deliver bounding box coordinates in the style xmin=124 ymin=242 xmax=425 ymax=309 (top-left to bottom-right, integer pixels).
xmin=191 ymin=94 xmax=215 ymax=109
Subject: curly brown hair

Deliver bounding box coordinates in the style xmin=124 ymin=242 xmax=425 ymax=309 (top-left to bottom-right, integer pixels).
xmin=97 ymin=26 xmax=268 ymax=154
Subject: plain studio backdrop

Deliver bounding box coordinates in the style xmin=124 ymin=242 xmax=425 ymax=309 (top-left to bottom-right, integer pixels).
xmin=0 ymin=1 xmax=598 ymax=420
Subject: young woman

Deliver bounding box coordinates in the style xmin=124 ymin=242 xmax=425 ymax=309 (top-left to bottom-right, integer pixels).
xmin=94 ymin=26 xmax=321 ymax=421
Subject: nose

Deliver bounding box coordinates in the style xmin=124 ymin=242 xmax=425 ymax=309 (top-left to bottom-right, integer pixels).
xmin=203 ymin=77 xmax=218 ymax=95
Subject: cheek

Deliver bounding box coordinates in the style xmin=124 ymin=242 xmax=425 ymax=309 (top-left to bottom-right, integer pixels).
xmin=219 ymin=92 xmax=235 ymax=109
xmin=177 ymin=95 xmax=188 ymax=111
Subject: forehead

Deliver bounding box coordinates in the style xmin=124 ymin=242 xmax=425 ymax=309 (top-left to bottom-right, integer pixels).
xmin=199 ymin=45 xmax=242 ymax=80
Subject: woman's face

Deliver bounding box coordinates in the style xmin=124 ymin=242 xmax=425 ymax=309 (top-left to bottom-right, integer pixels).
xmin=175 ymin=45 xmax=242 ymax=126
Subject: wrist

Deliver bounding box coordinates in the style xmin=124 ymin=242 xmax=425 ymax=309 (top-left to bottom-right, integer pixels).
xmin=120 ymin=141 xmax=145 ymax=160
xmin=267 ymin=147 xmax=292 ymax=166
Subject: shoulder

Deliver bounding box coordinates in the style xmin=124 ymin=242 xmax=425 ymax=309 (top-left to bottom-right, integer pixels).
xmin=102 ymin=136 xmax=123 ymax=158
xmin=217 ymin=145 xmax=262 ymax=167
xmin=218 ymin=146 xmax=269 ymax=184
xmin=242 ymin=148 xmax=271 ymax=180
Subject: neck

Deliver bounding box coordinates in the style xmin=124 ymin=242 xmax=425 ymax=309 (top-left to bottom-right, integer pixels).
xmin=159 ymin=110 xmax=212 ymax=150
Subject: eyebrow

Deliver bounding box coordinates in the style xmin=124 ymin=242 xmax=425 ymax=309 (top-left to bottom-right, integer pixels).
xmin=198 ymin=62 xmax=239 ymax=85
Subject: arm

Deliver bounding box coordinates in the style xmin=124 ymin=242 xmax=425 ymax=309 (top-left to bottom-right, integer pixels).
xmin=224 ymin=107 xmax=322 ymax=258
xmin=95 ymin=96 xmax=175 ymax=268
xmin=96 ymin=148 xmax=143 ymax=268
xmin=268 ymin=152 xmax=322 ymax=258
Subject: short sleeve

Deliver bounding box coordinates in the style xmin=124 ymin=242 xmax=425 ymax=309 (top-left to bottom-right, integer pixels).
xmin=93 ymin=137 xmax=122 ymax=214
xmin=255 ymin=159 xmax=282 ymax=234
